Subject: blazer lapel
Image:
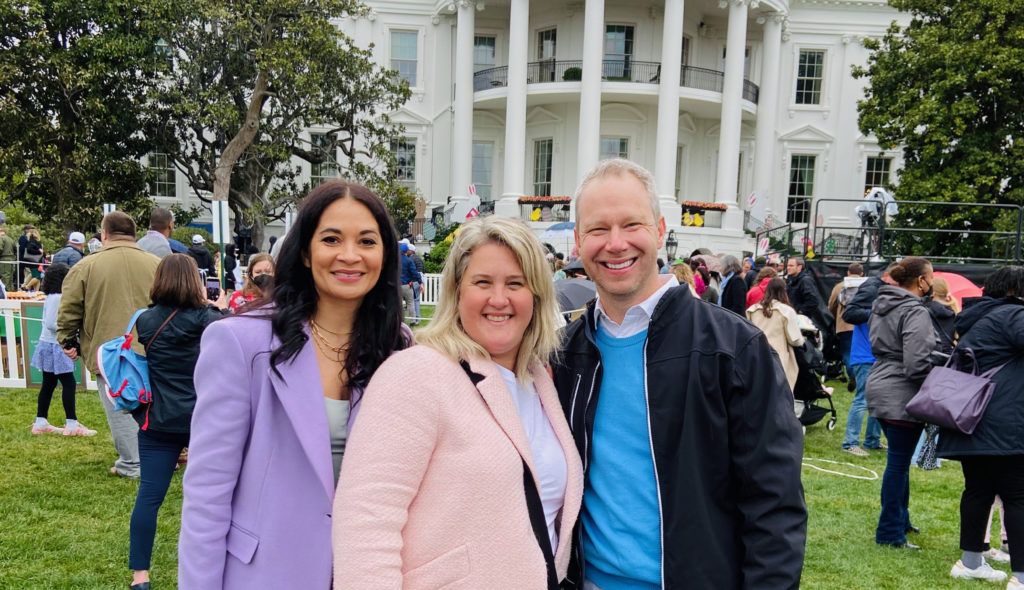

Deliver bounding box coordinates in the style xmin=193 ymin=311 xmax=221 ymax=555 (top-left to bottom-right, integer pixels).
xmin=267 ymin=334 xmax=334 ymax=502
xmin=464 ymin=358 xmax=537 ymax=472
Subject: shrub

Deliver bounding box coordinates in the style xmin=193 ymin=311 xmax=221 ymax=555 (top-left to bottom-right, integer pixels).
xmin=562 ymin=66 xmax=582 ymax=81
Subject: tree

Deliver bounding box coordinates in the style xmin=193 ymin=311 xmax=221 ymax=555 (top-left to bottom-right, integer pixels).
xmin=0 ymin=0 xmax=166 ymax=231
xmin=854 ymin=0 xmax=1024 ymax=259
xmin=147 ymin=0 xmax=413 ymax=248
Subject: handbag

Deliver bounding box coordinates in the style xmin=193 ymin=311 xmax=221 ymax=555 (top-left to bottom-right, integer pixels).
xmin=905 ymin=348 xmax=1008 ymax=434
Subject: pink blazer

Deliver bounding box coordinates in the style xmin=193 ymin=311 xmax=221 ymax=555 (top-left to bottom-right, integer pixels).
xmin=333 ymin=345 xmax=584 ymax=589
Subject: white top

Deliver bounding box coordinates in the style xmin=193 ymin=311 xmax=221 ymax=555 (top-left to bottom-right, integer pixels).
xmin=595 ymin=274 xmax=679 ymax=338
xmin=324 ymin=397 xmax=351 ymax=486
xmin=495 ymin=364 xmax=568 ymax=553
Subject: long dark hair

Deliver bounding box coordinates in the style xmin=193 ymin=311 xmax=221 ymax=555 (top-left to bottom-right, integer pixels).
xmin=41 ymin=263 xmax=71 ymax=295
xmin=759 ymin=277 xmax=791 ymax=318
xmin=263 ymin=180 xmax=407 ymax=390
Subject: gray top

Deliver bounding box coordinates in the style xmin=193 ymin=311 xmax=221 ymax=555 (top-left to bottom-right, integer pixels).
xmin=136 ymin=231 xmax=172 ymax=259
xmin=324 ymin=397 xmax=351 ymax=486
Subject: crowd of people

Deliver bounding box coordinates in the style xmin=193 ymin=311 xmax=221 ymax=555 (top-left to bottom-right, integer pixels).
xmin=9 ymin=157 xmax=1024 ymax=590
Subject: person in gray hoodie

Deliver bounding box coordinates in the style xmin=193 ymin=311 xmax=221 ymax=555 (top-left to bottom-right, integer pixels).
xmin=865 ymin=256 xmax=939 ymax=550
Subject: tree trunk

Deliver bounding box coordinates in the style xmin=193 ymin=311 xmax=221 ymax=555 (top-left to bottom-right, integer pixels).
xmin=214 ymin=69 xmax=269 ymax=203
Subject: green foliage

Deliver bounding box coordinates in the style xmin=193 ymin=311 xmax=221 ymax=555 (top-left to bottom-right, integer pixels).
xmin=0 ymin=0 xmax=166 ymax=230
xmin=562 ymin=66 xmax=582 ymax=81
xmin=854 ymin=0 xmax=1024 ymax=256
xmin=423 ymin=222 xmax=461 ymax=273
xmin=146 ymin=0 xmax=412 ymax=248
xmin=169 ymin=204 xmax=205 ymax=228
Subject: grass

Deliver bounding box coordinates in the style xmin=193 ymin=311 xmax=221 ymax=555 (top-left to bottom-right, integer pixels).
xmin=0 ymin=371 xmax=1009 ymax=588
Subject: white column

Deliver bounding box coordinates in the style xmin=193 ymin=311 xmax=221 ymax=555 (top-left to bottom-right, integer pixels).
xmin=496 ymin=0 xmax=529 ymax=218
xmin=654 ymin=0 xmax=685 ymax=227
xmin=576 ymin=0 xmax=604 ymax=182
xmin=714 ymin=0 xmax=749 ymax=230
xmin=751 ymin=13 xmax=784 ymax=223
xmin=451 ymin=0 xmax=476 ymax=220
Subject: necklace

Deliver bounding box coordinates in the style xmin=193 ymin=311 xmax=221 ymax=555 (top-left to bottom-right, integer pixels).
xmin=310 ymin=321 xmax=350 ymax=356
xmin=313 ymin=320 xmax=351 ymax=337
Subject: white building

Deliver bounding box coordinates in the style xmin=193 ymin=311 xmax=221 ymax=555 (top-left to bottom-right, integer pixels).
xmin=150 ymin=0 xmax=911 ymax=256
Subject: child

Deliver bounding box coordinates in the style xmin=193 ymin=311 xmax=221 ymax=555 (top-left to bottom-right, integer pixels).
xmin=29 ymin=262 xmax=96 ymax=436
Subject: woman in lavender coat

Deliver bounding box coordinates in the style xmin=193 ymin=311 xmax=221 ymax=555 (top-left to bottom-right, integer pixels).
xmin=179 ymin=181 xmax=409 ymax=589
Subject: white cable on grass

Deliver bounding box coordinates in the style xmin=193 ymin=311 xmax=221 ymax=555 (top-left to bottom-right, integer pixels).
xmin=802 ymin=457 xmax=879 ymax=481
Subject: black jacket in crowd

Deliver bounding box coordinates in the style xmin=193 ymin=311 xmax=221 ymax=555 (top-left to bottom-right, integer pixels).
xmin=187 ymin=245 xmax=216 ymax=278
xmin=925 ymin=300 xmax=956 ymax=353
xmin=938 ymin=296 xmax=1024 ymax=458
xmin=785 ymin=269 xmax=821 ymax=320
xmin=842 ymin=276 xmax=884 ymax=326
xmin=552 ymin=285 xmax=807 ymax=590
xmin=720 ymin=272 xmax=748 ymax=316
xmin=133 ymin=304 xmax=226 ymax=433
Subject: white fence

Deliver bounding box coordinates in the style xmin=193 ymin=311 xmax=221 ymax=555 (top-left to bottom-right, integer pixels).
xmin=0 ymin=299 xmax=98 ymax=391
xmin=421 ymin=273 xmax=442 ymax=306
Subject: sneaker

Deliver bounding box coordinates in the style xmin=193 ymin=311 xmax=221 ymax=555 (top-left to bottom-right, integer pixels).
xmin=866 ymin=443 xmax=889 ymax=451
xmin=985 ymin=547 xmax=1011 ymax=563
xmin=1008 ymin=577 xmax=1023 ymax=590
xmin=843 ymin=446 xmax=870 ymax=457
xmin=30 ymin=423 xmax=63 ymax=434
xmin=950 ymin=560 xmax=1007 ymax=582
xmin=63 ymin=423 xmax=97 ymax=437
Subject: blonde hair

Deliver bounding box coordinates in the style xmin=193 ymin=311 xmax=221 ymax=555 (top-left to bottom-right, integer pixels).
xmin=416 ymin=216 xmax=562 ymax=381
xmin=670 ymin=262 xmax=695 ymax=289
xmin=242 ymin=253 xmax=275 ymax=296
xmin=931 ymin=277 xmax=960 ymax=314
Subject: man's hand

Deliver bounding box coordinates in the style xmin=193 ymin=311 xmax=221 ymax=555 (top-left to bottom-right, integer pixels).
xmin=63 ymin=347 xmax=78 ymax=361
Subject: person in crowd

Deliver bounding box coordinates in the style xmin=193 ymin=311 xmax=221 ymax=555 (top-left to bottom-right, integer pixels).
xmin=333 ymin=215 xmax=583 ymax=588
xmin=0 ymin=224 xmax=16 ymax=290
xmin=227 ymin=253 xmax=274 ymax=312
xmin=51 ymin=232 xmax=86 ymax=268
xmin=865 ymin=256 xmax=939 ymax=550
xmin=87 ymin=233 xmax=103 ymax=254
xmin=718 ymin=254 xmax=747 ymax=315
xmin=840 ymin=263 xmax=897 ymax=457
xmin=186 ymin=235 xmax=215 ymax=279
xmin=746 ymin=266 xmax=778 ymax=308
xmin=553 ymin=159 xmax=806 ymax=589
xmin=746 ymin=278 xmax=805 ymax=391
xmin=21 ymin=227 xmax=45 ymax=290
xmin=30 ymin=262 xmax=96 ymax=436
xmin=937 ymin=266 xmax=1024 ymax=585
xmin=926 ymin=276 xmax=958 ymax=351
xmin=553 ymin=257 xmax=567 ymax=281
xmin=58 ymin=212 xmax=160 ymax=478
xmin=179 ymin=180 xmax=409 ymax=589
xmin=128 ymin=254 xmax=228 ymax=590
xmin=669 ymin=259 xmax=696 ymax=294
xmin=222 ymin=244 xmax=239 ymax=292
xmin=399 ymin=242 xmax=423 ymax=326
xmin=137 ymin=208 xmax=175 ymax=259
xmin=785 ymin=256 xmax=823 ymax=322
xmin=742 ymin=256 xmax=759 ymax=289
xmin=700 ymin=268 xmax=720 ymax=304
xmin=18 ymin=223 xmax=33 ymax=286
xmin=829 ymin=262 xmax=864 ymax=390
xmin=689 ymin=260 xmax=708 ymax=297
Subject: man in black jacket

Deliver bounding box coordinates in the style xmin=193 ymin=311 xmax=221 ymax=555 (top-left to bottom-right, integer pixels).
xmin=553 ymin=159 xmax=806 ymax=590
xmin=187 ymin=235 xmax=216 ymax=280
xmin=785 ymin=256 xmax=822 ymax=319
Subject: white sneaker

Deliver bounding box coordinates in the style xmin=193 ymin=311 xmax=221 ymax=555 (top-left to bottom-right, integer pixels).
xmin=1007 ymin=577 xmax=1023 ymax=590
xmin=986 ymin=547 xmax=1012 ymax=563
xmin=950 ymin=560 xmax=1007 ymax=582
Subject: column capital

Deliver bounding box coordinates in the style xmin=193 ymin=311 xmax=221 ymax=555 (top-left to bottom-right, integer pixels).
xmin=453 ymin=0 xmax=478 ymax=10
xmin=757 ymin=11 xmax=787 ymax=25
xmin=718 ymin=0 xmax=755 ymax=8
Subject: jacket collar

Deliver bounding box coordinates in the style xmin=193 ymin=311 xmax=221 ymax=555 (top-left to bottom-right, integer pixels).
xmin=459 ymin=358 xmax=538 ymax=475
xmin=267 ymin=328 xmax=334 ymax=502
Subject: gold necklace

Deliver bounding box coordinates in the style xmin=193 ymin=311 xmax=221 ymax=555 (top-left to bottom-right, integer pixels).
xmin=310 ymin=321 xmax=350 ymax=356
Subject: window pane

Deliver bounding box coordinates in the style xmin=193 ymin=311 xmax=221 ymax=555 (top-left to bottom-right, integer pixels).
xmin=787 ymin=155 xmax=816 ymax=223
xmin=148 ymin=152 xmax=175 ymax=198
xmin=537 ymin=29 xmax=556 ymax=59
xmin=599 ymin=137 xmax=628 ymax=161
xmin=604 ymin=25 xmax=634 ymax=78
xmin=864 ymin=156 xmax=892 ymax=194
xmin=474 ymin=36 xmax=496 ymax=71
xmin=391 ymin=31 xmax=418 ymax=86
xmin=795 ymin=50 xmax=824 ymax=105
xmin=310 ymin=133 xmax=340 ymax=187
xmin=533 ymin=139 xmax=553 ymax=196
xmin=472 ymin=142 xmax=493 ymax=201
xmin=391 ymin=138 xmax=417 ymax=188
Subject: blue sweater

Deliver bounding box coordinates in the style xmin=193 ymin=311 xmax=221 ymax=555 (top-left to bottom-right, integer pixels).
xmin=582 ymin=325 xmax=660 ymax=590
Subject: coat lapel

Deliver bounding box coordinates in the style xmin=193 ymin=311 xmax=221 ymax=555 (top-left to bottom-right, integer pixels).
xmin=464 ymin=358 xmax=538 ymax=473
xmin=267 ymin=333 xmax=335 ymax=502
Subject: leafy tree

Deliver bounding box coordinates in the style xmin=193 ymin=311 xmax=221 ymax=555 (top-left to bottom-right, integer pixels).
xmin=147 ymin=0 xmax=412 ymax=248
xmin=854 ymin=0 xmax=1024 ymax=259
xmin=0 ymin=0 xmax=166 ymax=231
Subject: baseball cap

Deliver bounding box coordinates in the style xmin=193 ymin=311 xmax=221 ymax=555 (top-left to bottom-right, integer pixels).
xmin=192 ymin=234 xmax=205 ymax=244
xmin=399 ymin=243 xmax=409 ymax=253
xmin=68 ymin=232 xmax=86 ymax=245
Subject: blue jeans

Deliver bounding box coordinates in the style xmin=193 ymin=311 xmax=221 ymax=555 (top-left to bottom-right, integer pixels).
xmin=129 ymin=429 xmax=189 ymax=570
xmin=876 ymin=421 xmax=924 ymax=545
xmin=843 ymin=363 xmax=883 ymax=449
xmin=838 ymin=331 xmax=852 ymax=373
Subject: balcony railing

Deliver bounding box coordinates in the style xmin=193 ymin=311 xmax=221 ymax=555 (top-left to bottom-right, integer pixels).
xmin=473 ymin=59 xmax=760 ymax=104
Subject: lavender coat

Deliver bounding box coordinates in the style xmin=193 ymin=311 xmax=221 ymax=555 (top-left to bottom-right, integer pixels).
xmin=179 ymin=314 xmax=354 ymax=589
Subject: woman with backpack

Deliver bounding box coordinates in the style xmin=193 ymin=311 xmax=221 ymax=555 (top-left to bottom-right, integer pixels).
xmin=128 ymin=254 xmax=227 ymax=590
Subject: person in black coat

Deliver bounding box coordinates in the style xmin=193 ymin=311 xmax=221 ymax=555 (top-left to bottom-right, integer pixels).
xmin=784 ymin=256 xmax=822 ymax=320
xmin=718 ymin=254 xmax=748 ymax=316
xmin=127 ymin=254 xmax=227 ymax=588
xmin=186 ymin=234 xmax=216 ymax=279
xmin=222 ymin=244 xmax=238 ymax=291
xmin=938 ymin=266 xmax=1024 ymax=583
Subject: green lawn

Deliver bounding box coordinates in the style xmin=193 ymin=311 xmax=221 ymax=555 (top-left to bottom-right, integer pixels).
xmin=0 ymin=374 xmax=1005 ymax=588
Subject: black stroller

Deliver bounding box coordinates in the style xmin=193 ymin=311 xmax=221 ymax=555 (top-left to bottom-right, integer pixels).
xmin=793 ymin=324 xmax=838 ymax=430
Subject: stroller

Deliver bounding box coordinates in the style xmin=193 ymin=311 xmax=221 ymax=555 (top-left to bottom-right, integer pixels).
xmin=792 ymin=320 xmax=838 ymax=430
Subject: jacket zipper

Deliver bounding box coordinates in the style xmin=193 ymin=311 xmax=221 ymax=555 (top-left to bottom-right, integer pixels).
xmin=641 ymin=340 xmax=666 ymax=589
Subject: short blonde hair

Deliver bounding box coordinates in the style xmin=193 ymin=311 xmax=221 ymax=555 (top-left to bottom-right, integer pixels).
xmin=416 ymin=216 xmax=562 ymax=381
xmin=670 ymin=262 xmax=695 ymax=289
xmin=574 ymin=158 xmax=661 ymax=225
xmin=931 ymin=277 xmax=960 ymax=314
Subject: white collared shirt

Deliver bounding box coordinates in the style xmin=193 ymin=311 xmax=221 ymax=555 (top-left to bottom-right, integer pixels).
xmin=595 ymin=275 xmax=679 ymax=338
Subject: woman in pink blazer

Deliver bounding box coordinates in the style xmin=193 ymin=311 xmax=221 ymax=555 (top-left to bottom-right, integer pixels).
xmin=333 ymin=216 xmax=584 ymax=589
xmin=179 ymin=181 xmax=410 ymax=589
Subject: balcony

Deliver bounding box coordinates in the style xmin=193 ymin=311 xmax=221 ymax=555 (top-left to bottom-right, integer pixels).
xmin=474 ymin=59 xmax=759 ymax=103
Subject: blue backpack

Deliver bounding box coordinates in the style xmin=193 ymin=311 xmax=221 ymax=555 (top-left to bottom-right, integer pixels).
xmin=96 ymin=309 xmax=167 ymax=413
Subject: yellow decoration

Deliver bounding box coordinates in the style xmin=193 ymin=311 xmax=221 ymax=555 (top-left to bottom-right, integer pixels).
xmin=806 ymin=246 xmax=816 ymax=259
xmin=529 ymin=207 xmax=542 ymax=221
xmin=693 ymin=213 xmax=704 ymax=227
xmin=683 ymin=212 xmax=693 ymax=226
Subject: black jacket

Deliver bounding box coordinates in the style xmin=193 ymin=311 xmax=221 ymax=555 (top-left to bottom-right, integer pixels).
xmin=925 ymin=300 xmax=956 ymax=353
xmin=223 ymin=255 xmax=237 ymax=290
xmin=842 ymin=276 xmax=884 ymax=325
xmin=785 ymin=269 xmax=820 ymax=320
xmin=133 ymin=304 xmax=225 ymax=433
xmin=720 ymin=272 xmax=748 ymax=316
xmin=938 ymin=296 xmax=1024 ymax=458
xmin=187 ymin=245 xmax=216 ymax=278
xmin=552 ymin=286 xmax=807 ymax=590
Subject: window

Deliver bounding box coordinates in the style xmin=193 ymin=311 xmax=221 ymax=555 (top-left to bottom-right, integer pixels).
xmin=391 ymin=138 xmax=416 ymax=188
xmin=155 ymin=38 xmax=173 ymax=69
xmin=787 ymin=155 xmax=816 ymax=223
xmin=604 ymin=25 xmax=634 ymax=79
xmin=537 ymin=28 xmax=557 ymax=60
xmin=599 ymin=137 xmax=629 ymax=161
xmin=533 ymin=139 xmax=553 ymax=196
xmin=474 ymin=36 xmax=496 ymax=72
xmin=310 ymin=133 xmax=340 ymax=187
xmin=864 ymin=156 xmax=892 ymax=193
xmin=795 ymin=49 xmax=825 ymax=105
xmin=472 ymin=142 xmax=494 ymax=202
xmin=681 ymin=36 xmax=691 ymax=67
xmin=148 ymin=152 xmax=175 ymax=198
xmin=391 ymin=31 xmax=418 ymax=86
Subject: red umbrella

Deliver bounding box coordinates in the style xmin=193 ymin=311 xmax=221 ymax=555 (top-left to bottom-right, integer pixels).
xmin=933 ymin=271 xmax=983 ymax=308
